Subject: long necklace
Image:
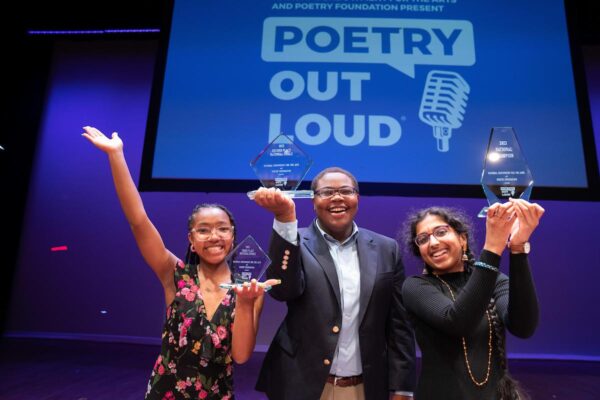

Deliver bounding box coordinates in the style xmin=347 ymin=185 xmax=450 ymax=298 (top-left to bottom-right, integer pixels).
xmin=435 ymin=274 xmax=493 ymax=387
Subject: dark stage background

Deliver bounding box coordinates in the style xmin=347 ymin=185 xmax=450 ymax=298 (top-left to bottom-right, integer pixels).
xmin=2 ymin=1 xmax=600 ymax=361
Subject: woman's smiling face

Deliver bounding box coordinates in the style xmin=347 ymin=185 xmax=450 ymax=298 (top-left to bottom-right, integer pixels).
xmin=188 ymin=207 xmax=235 ymax=266
xmin=415 ymin=214 xmax=467 ymax=274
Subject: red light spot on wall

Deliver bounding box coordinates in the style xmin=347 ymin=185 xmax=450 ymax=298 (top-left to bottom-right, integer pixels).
xmin=50 ymin=246 xmax=68 ymax=252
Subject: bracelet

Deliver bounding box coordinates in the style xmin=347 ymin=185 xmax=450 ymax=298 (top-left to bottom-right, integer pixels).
xmin=474 ymin=261 xmax=499 ymax=273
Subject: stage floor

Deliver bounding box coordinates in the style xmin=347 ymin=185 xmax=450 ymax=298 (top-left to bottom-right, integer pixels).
xmin=1 ymin=337 xmax=598 ymax=399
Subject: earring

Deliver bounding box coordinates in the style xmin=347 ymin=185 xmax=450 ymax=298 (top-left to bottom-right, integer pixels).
xmin=462 ymin=246 xmax=468 ymax=261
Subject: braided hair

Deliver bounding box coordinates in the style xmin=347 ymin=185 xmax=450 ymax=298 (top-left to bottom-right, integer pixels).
xmin=402 ymin=206 xmax=530 ymax=399
xmin=488 ymin=298 xmax=530 ymax=400
xmin=185 ymin=203 xmax=237 ymax=268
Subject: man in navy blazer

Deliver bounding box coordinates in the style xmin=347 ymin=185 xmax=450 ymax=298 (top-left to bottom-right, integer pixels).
xmin=253 ymin=167 xmax=416 ymax=400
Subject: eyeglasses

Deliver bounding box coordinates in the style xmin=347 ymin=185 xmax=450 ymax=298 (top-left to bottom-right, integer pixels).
xmin=190 ymin=226 xmax=234 ymax=241
xmin=314 ymin=186 xmax=358 ymax=199
xmin=414 ymin=225 xmax=451 ymax=247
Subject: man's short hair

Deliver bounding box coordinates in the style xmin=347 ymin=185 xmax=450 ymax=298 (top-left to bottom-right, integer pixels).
xmin=311 ymin=167 xmax=359 ymax=192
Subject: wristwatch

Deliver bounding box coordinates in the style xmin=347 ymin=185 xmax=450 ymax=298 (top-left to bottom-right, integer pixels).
xmin=509 ymin=241 xmax=530 ymax=254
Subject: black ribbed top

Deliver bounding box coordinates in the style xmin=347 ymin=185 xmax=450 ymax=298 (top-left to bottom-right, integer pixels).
xmin=401 ymin=251 xmax=539 ymax=399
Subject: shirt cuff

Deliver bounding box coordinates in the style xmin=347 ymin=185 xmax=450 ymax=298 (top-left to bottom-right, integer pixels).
xmin=273 ymin=219 xmax=298 ymax=245
xmin=393 ymin=391 xmax=413 ymax=397
xmin=479 ymin=249 xmax=501 ymax=268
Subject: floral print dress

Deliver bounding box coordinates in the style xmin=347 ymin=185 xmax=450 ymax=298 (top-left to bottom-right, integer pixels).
xmin=145 ymin=260 xmax=236 ymax=400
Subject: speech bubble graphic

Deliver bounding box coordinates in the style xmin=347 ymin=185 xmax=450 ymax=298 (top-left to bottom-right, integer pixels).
xmin=262 ymin=17 xmax=475 ymax=78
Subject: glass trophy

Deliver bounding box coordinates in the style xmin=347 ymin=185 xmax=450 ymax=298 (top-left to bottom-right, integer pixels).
xmin=478 ymin=127 xmax=533 ymax=218
xmin=247 ymin=133 xmax=314 ymax=199
xmin=219 ymin=235 xmax=272 ymax=290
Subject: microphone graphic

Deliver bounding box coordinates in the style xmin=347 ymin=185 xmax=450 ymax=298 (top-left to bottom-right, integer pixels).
xmin=418 ymin=70 xmax=470 ymax=152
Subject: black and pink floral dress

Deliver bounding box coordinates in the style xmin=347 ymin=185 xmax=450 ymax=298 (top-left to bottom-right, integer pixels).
xmin=145 ymin=260 xmax=236 ymax=400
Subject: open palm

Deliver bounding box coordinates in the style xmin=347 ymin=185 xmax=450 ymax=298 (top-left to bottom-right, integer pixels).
xmin=81 ymin=126 xmax=123 ymax=154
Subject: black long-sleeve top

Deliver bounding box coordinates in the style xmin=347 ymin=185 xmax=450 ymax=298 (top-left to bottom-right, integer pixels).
xmin=401 ymin=250 xmax=539 ymax=399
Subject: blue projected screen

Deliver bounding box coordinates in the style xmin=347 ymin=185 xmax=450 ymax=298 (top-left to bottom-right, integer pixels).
xmin=141 ymin=0 xmax=597 ymax=197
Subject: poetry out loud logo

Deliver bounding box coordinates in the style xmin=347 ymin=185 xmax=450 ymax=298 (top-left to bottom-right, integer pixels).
xmin=261 ymin=17 xmax=475 ymax=152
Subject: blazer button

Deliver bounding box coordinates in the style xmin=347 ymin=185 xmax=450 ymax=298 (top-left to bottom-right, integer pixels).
xmin=332 ymin=326 xmax=340 ymax=333
xmin=323 ymin=359 xmax=331 ymax=366
xmin=283 ymin=255 xmax=289 ymax=261
xmin=281 ymin=264 xmax=288 ymax=270
xmin=284 ymin=249 xmax=291 ymax=255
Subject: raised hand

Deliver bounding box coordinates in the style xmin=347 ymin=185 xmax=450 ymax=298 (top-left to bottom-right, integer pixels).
xmin=483 ymin=202 xmax=517 ymax=255
xmin=508 ymin=198 xmax=545 ymax=245
xmin=253 ymin=187 xmax=296 ymax=223
xmin=81 ymin=126 xmax=123 ymax=154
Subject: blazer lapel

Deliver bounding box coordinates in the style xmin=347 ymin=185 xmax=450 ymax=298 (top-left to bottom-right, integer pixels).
xmin=301 ymin=221 xmax=342 ymax=308
xmin=357 ymin=230 xmax=378 ymax=325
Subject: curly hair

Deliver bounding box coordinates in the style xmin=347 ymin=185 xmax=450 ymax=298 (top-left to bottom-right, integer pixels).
xmin=401 ymin=206 xmax=475 ymax=262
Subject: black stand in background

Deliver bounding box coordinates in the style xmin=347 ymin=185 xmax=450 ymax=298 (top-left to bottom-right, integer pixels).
xmin=0 ymin=5 xmax=52 ymax=335
xmin=0 ymin=0 xmax=164 ymax=335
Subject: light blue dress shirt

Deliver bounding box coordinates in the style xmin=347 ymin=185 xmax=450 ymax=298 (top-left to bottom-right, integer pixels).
xmin=273 ymin=219 xmax=413 ymax=397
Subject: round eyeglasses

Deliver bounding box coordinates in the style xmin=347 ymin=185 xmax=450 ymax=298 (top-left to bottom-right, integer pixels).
xmin=190 ymin=226 xmax=234 ymax=241
xmin=414 ymin=225 xmax=451 ymax=247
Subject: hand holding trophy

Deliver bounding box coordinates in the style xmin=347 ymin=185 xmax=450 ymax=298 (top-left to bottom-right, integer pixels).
xmin=247 ymin=133 xmax=314 ymax=200
xmin=478 ymin=127 xmax=534 ymax=218
xmin=219 ymin=235 xmax=279 ymax=291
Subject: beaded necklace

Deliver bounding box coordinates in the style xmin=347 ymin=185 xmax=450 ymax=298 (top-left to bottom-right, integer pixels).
xmin=435 ymin=274 xmax=493 ymax=387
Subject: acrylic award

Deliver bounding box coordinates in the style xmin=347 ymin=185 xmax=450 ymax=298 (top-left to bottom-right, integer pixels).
xmin=219 ymin=235 xmax=272 ymax=289
xmin=478 ymin=127 xmax=533 ymax=218
xmin=247 ymin=133 xmax=313 ymax=199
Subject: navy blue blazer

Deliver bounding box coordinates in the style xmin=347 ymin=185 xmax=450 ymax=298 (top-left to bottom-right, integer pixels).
xmin=256 ymin=220 xmax=416 ymax=400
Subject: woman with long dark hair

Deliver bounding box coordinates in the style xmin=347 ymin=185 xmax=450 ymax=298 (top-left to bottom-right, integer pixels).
xmin=82 ymin=126 xmax=276 ymax=399
xmin=401 ymin=200 xmax=543 ymax=399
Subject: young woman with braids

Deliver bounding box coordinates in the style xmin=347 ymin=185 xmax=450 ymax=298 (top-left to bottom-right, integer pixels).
xmin=400 ymin=199 xmax=544 ymax=399
xmin=82 ymin=126 xmax=277 ymax=399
